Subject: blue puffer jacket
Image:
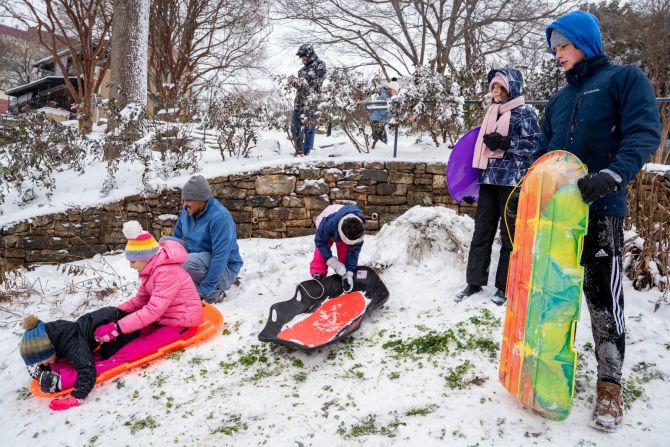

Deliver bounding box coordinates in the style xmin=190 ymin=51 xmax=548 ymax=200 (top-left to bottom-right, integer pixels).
xmin=315 ymin=204 xmax=364 ymax=272
xmin=536 ymin=12 xmax=661 ymax=217
xmin=478 ymin=68 xmax=541 ymax=187
xmin=174 ymin=196 xmax=244 ymax=297
xmin=370 ymin=87 xmax=390 ymax=123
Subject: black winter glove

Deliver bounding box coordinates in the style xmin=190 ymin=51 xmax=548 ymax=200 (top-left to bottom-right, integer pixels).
xmin=577 ymin=170 xmax=622 ymax=204
xmin=483 ymin=132 xmax=511 ymax=151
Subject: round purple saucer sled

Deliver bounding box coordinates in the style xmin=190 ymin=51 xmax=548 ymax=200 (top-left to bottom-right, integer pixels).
xmin=446 ymin=126 xmax=481 ymax=204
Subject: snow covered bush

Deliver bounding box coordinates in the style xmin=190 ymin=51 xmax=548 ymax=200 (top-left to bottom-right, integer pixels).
xmin=0 ymin=112 xmax=93 ymax=206
xmin=388 ymin=66 xmax=464 ymax=147
xmin=317 ymin=68 xmax=379 ymax=153
xmin=101 ymin=102 xmax=201 ymax=196
xmin=207 ymin=93 xmax=264 ymax=160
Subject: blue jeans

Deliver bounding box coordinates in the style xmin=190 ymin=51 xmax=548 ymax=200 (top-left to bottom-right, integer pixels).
xmin=291 ymin=110 xmax=315 ymax=155
xmin=161 ymin=236 xmax=238 ymax=301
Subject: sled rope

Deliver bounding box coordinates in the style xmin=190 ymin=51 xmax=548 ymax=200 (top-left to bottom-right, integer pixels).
xmin=298 ymin=278 xmax=325 ymax=300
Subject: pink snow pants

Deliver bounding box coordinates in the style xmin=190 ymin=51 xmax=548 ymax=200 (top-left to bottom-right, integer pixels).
xmin=51 ymin=324 xmax=197 ymax=390
xmin=310 ymin=238 xmax=349 ymax=277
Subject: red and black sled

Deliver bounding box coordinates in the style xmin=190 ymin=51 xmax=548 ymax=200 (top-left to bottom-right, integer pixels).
xmin=258 ymin=266 xmax=389 ymax=351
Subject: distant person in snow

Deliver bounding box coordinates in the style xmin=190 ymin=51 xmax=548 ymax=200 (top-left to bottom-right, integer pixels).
xmin=455 ymin=68 xmax=540 ymax=306
xmin=162 ymin=175 xmax=243 ymax=303
xmin=311 ymin=204 xmax=365 ymax=293
xmin=536 ymin=11 xmax=661 ymax=432
xmin=20 ymin=221 xmax=203 ymax=411
xmin=288 ymin=44 xmax=327 ymax=156
xmin=369 ymin=78 xmax=400 ymax=149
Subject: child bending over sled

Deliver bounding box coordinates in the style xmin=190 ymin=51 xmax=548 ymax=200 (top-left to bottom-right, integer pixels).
xmin=311 ymin=204 xmax=365 ymax=292
xmin=19 ymin=221 xmax=204 ymax=410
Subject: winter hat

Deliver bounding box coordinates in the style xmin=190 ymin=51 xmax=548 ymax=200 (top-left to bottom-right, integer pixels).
xmin=338 ymin=214 xmax=365 ymax=245
xmin=545 ymin=11 xmax=603 ymax=58
xmin=549 ymin=29 xmax=571 ymax=52
xmin=181 ymin=175 xmax=211 ymax=201
xmin=489 ymin=72 xmax=509 ymax=94
xmin=19 ymin=315 xmax=55 ymax=366
xmin=387 ymin=81 xmax=400 ymax=92
xmin=123 ymin=220 xmax=160 ymax=262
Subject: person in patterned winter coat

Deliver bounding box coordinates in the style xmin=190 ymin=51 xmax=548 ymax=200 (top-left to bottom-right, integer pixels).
xmin=455 ymin=68 xmax=540 ymax=305
xmin=288 ymin=44 xmax=327 ymax=156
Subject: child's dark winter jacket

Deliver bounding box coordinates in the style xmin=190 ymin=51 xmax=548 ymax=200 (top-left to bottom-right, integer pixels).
xmin=294 ymin=53 xmax=327 ymax=113
xmin=315 ymin=204 xmax=365 ymax=272
xmin=478 ymin=68 xmax=541 ymax=187
xmin=44 ymin=307 xmax=125 ymax=399
xmin=537 ymin=15 xmax=661 ymax=217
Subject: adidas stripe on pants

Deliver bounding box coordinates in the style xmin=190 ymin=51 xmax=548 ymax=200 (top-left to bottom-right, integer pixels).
xmin=581 ymin=215 xmax=626 ymax=384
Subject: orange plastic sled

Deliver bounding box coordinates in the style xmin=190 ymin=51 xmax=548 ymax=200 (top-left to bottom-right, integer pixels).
xmin=31 ymin=303 xmax=224 ymax=398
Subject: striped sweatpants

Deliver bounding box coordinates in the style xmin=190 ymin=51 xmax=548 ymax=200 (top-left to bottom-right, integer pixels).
xmin=581 ymin=215 xmax=626 ymax=384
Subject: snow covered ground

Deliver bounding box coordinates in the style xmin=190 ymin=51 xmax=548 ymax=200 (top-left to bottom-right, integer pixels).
xmin=1 ymin=206 xmax=668 ymax=446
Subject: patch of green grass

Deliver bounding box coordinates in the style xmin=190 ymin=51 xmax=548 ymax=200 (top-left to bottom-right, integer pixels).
xmin=84 ymin=435 xmax=99 ymax=447
xmin=339 ymin=415 xmax=406 ymax=439
xmin=114 ymin=378 xmax=125 ymax=389
xmin=188 ymin=355 xmax=206 ymax=365
xmin=622 ymin=361 xmax=666 ymax=410
xmin=404 ymin=404 xmax=438 ymax=417
xmin=17 ymin=387 xmax=31 ymax=401
xmin=468 ymin=308 xmax=501 ymax=329
xmin=445 ymin=360 xmax=474 ymax=389
xmin=210 ymin=414 xmax=248 ymax=436
xmin=388 ymin=371 xmax=400 ymax=380
xmin=294 ymin=372 xmax=307 ymax=382
xmin=291 ymin=358 xmax=304 ymax=368
xmin=238 ymin=345 xmax=269 ymax=367
xmin=125 ymin=416 xmax=159 ymax=434
xmin=165 ymin=349 xmax=185 ymax=361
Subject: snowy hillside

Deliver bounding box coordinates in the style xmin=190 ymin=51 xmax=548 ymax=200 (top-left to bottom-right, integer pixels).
xmin=1 ymin=206 xmax=668 ymax=446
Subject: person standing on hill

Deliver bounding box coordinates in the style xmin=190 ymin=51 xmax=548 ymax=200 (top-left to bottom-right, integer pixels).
xmin=536 ymin=10 xmax=661 ymax=432
xmin=288 ymin=44 xmax=327 ymax=156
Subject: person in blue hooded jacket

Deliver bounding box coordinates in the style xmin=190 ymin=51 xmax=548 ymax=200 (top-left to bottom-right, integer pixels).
xmin=455 ymin=68 xmax=540 ymax=305
xmin=310 ymin=203 xmax=365 ymax=292
xmin=537 ymin=11 xmax=661 ymax=432
xmin=369 ymin=79 xmax=399 ymax=148
xmin=163 ymin=175 xmax=244 ymax=304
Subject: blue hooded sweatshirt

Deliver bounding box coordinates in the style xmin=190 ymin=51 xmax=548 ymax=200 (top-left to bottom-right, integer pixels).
xmin=174 ymin=196 xmax=243 ymax=297
xmin=536 ymin=11 xmax=661 ymax=217
xmin=315 ymin=204 xmax=364 ymax=272
xmin=478 ymin=68 xmax=541 ymax=187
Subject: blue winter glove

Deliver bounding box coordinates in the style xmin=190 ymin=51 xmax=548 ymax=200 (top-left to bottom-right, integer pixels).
xmin=483 ymin=132 xmax=511 ymax=151
xmin=326 ymin=257 xmax=347 ymax=276
xmin=577 ymin=169 xmax=622 ymax=204
xmin=342 ymin=271 xmax=354 ymax=292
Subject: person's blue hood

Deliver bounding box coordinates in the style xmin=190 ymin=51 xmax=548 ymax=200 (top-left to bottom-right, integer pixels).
xmin=487 ymin=68 xmax=524 ymax=100
xmin=546 ymin=10 xmax=603 ymax=58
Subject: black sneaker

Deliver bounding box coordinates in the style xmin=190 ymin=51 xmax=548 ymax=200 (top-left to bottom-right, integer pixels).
xmin=38 ymin=370 xmax=61 ymax=393
xmin=454 ymin=284 xmax=482 ymax=303
xmin=491 ymin=289 xmax=507 ymax=306
xmin=206 ymin=291 xmax=226 ymax=304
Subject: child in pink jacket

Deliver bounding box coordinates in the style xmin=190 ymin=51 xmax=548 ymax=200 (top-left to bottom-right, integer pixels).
xmin=20 ymin=221 xmax=204 ymax=411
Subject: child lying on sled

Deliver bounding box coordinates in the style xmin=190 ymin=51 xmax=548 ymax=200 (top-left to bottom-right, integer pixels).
xmin=19 ymin=221 xmax=204 ymax=410
xmin=310 ymin=204 xmax=365 ymax=292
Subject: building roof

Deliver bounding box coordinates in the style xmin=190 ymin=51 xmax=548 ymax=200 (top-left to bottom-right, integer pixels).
xmin=0 ymin=24 xmax=48 ymax=45
xmin=5 ymin=75 xmax=79 ymax=96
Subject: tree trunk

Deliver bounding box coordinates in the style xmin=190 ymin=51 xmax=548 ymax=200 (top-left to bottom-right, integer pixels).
xmin=108 ymin=0 xmax=149 ymax=132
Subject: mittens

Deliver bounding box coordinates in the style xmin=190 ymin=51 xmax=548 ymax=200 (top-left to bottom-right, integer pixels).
xmin=342 ymin=271 xmax=354 ymax=292
xmin=94 ymin=322 xmax=121 ymax=343
xmin=326 ymin=257 xmax=347 ymax=276
xmin=49 ymin=396 xmax=81 ymax=411
xmin=483 ymin=132 xmax=511 ymax=151
xmin=577 ymin=169 xmax=622 ymax=204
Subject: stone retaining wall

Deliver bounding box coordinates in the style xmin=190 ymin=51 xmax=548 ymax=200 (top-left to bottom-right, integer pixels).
xmin=2 ymin=160 xmax=478 ymax=266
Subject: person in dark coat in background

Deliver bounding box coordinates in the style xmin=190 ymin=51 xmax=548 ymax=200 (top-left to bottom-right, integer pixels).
xmin=455 ymin=67 xmax=540 ymax=305
xmin=537 ymin=10 xmax=661 ymax=432
xmin=288 ymin=44 xmax=327 ymax=156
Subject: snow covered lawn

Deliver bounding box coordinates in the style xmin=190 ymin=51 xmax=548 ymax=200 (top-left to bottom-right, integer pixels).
xmin=1 ymin=207 xmax=668 ymax=446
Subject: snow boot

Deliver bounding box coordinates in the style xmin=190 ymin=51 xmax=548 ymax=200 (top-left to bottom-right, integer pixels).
xmin=491 ymin=289 xmax=507 ymax=306
xmin=38 ymin=369 xmax=61 ymax=394
xmin=591 ymin=380 xmax=624 ymax=432
xmin=454 ymin=284 xmax=482 ymax=303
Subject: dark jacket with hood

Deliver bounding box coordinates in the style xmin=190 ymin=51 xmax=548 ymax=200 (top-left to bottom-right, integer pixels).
xmin=294 ymin=51 xmax=327 ymax=113
xmin=45 ymin=307 xmax=126 ymax=399
xmin=536 ymin=11 xmax=661 ymax=216
xmin=479 ymin=68 xmax=541 ymax=187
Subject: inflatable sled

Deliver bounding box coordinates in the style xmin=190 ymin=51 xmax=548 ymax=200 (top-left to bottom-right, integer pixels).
xmin=31 ymin=303 xmax=224 ymax=398
xmin=258 ymin=266 xmax=389 ymax=351
xmin=499 ymin=150 xmax=588 ymax=420
xmin=446 ymin=126 xmax=481 ymax=204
